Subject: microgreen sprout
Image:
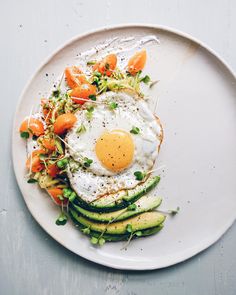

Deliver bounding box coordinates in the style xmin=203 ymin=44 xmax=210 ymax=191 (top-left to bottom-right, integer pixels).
xmin=130 ymin=126 xmax=140 ymax=134
xmin=27 ymin=178 xmax=38 ymax=184
xmin=55 ymin=212 xmax=68 ymax=226
xmin=140 ymin=75 xmax=151 ymax=84
xmin=134 ymin=171 xmax=147 ymax=181
xmin=88 ymin=94 xmax=96 ymax=101
xmin=108 ymin=101 xmax=118 ymax=110
xmin=20 ymin=131 xmax=30 ymax=139
xmin=76 ymin=123 xmax=86 ymax=134
xmin=83 ymin=157 xmax=93 ymax=168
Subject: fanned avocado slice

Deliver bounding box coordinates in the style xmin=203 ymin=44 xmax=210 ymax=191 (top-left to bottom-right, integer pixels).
xmin=69 ymin=209 xmax=165 ymax=235
xmin=70 ymin=215 xmax=164 ymax=242
xmin=72 ymin=176 xmax=160 ymax=212
xmin=71 ymin=195 xmax=162 ymax=222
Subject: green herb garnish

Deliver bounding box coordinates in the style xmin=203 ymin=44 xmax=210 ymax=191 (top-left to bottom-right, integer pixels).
xmin=108 ymin=101 xmax=118 ymax=110
xmin=134 ymin=171 xmax=146 ymax=181
xmin=86 ymin=106 xmax=94 ymax=120
xmin=93 ymin=71 xmax=102 ymax=78
xmin=127 ymin=203 xmax=137 ymax=211
xmin=126 ymin=224 xmax=133 ymax=233
xmin=83 ymin=157 xmax=93 ymax=168
xmin=140 ymin=75 xmax=151 ymax=84
xmin=27 ymin=178 xmax=38 ymax=184
xmin=57 ymin=158 xmax=69 ymax=169
xmin=98 ymin=237 xmax=106 ymax=246
xmin=130 ymin=126 xmax=140 ymax=134
xmin=87 ymin=60 xmax=96 ymax=66
xmin=82 ymin=227 xmax=91 ymax=235
xmin=90 ymin=236 xmax=98 ymax=245
xmin=55 ymin=212 xmax=68 ymax=226
xmin=170 ymin=207 xmax=180 ymax=216
xmin=63 ymin=188 xmax=72 ymax=198
xmin=52 ymin=89 xmax=60 ymax=98
xmin=76 ymin=123 xmax=86 ymax=134
xmin=135 ymin=231 xmax=142 ymax=237
xmin=88 ymin=94 xmax=96 ymax=101
xmin=69 ymin=192 xmax=76 ymax=202
xmin=20 ymin=131 xmax=30 ymax=139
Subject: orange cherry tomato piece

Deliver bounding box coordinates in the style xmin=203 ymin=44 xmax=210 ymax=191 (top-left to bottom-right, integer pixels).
xmin=53 ymin=113 xmax=77 ymax=135
xmin=127 ymin=49 xmax=147 ymax=75
xmin=26 ymin=149 xmax=45 ymax=173
xmin=93 ymin=54 xmax=117 ymax=76
xmin=20 ymin=118 xmax=44 ymax=136
xmin=70 ymin=83 xmax=96 ymax=105
xmin=42 ymin=138 xmax=56 ymax=151
xmin=47 ymin=188 xmax=68 ymax=206
xmin=47 ymin=163 xmax=60 ymax=178
xmin=65 ymin=66 xmax=87 ymax=89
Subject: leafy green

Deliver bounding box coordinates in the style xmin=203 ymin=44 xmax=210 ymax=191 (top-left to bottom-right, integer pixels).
xmin=76 ymin=123 xmax=86 ymax=134
xmin=27 ymin=178 xmax=38 ymax=184
xmin=55 ymin=212 xmax=68 ymax=226
xmin=82 ymin=227 xmax=91 ymax=235
xmin=88 ymin=94 xmax=96 ymax=101
xmin=130 ymin=126 xmax=140 ymax=134
xmin=140 ymin=75 xmax=151 ymax=84
xmin=83 ymin=157 xmax=93 ymax=168
xmin=126 ymin=224 xmax=133 ymax=233
xmin=90 ymin=236 xmax=98 ymax=245
xmin=134 ymin=171 xmax=146 ymax=181
xmin=98 ymin=237 xmax=106 ymax=246
xmin=108 ymin=101 xmax=118 ymax=110
xmin=127 ymin=203 xmax=137 ymax=211
xmin=20 ymin=131 xmax=30 ymax=139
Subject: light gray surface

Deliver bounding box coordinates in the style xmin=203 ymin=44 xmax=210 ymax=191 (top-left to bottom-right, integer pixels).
xmin=1 ymin=0 xmax=236 ymax=294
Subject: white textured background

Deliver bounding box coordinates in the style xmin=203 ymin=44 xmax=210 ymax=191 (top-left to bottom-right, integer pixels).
xmin=1 ymin=0 xmax=235 ymax=294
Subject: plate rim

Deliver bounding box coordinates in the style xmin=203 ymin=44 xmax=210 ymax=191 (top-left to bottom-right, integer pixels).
xmin=12 ymin=23 xmax=236 ymax=270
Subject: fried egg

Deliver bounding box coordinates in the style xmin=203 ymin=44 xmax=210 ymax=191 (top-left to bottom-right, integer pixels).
xmin=66 ymin=91 xmax=163 ymax=202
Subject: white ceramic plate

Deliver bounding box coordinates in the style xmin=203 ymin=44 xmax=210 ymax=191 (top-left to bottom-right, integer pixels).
xmin=12 ymin=25 xmax=236 ymax=270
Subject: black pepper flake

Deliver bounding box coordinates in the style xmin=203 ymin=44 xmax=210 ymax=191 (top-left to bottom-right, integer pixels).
xmin=45 ymin=73 xmax=48 ymax=77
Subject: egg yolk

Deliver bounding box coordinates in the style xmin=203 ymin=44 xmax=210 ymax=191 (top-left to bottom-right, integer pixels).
xmin=95 ymin=129 xmax=134 ymax=172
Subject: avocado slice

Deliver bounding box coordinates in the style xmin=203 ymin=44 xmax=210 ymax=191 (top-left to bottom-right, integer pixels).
xmin=72 ymin=176 xmax=160 ymax=212
xmin=72 ymin=219 xmax=163 ymax=242
xmin=71 ymin=195 xmax=162 ymax=222
xmin=69 ymin=209 xmax=165 ymax=235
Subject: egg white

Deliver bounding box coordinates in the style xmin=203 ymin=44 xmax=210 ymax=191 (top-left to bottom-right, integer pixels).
xmin=66 ymin=91 xmax=162 ymax=202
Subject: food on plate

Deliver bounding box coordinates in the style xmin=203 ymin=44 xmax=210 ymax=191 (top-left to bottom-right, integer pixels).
xmin=19 ymin=48 xmax=174 ymax=247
